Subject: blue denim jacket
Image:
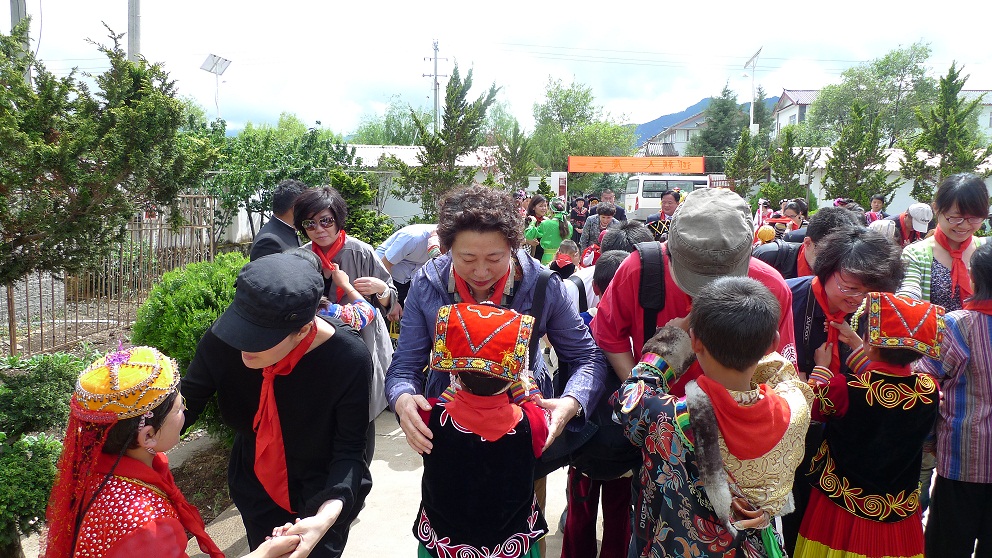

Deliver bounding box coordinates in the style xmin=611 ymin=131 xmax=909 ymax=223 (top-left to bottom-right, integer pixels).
xmin=385 ymin=250 xmax=608 ymax=423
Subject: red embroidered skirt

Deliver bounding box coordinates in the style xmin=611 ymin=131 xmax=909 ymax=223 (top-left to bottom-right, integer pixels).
xmin=795 ymin=488 xmax=924 ymax=558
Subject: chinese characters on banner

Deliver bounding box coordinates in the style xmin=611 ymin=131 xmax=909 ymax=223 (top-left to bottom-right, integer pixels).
xmin=567 ymin=156 xmax=705 ymax=174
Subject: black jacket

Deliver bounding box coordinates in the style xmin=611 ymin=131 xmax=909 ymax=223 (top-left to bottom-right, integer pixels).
xmin=752 ymin=239 xmax=802 ymax=280
xmin=249 ymin=217 xmax=301 ymax=261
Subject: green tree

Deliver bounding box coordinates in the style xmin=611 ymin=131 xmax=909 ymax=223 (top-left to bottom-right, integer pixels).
xmin=806 ymin=42 xmax=937 ymax=147
xmin=898 ymin=63 xmax=992 ymax=201
xmin=495 ymin=121 xmax=535 ymax=190
xmin=350 ymin=96 xmax=430 ymax=145
xmin=531 ymin=77 xmax=635 ymax=191
xmin=823 ymin=101 xmax=900 ymax=208
xmin=724 ymin=128 xmax=764 ymax=198
xmin=204 ymin=118 xmax=373 ymax=242
xmin=685 ymin=84 xmax=748 ymax=173
xmin=770 ymin=128 xmax=817 ymax=199
xmin=536 ymin=176 xmax=555 ymax=199
xmin=0 ymin=22 xmax=217 ymax=286
xmin=751 ymin=85 xmax=774 ymax=149
xmin=393 ymin=63 xmax=499 ymax=220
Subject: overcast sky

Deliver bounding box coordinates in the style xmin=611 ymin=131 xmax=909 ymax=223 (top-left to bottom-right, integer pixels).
xmin=6 ymin=1 xmax=991 ymax=136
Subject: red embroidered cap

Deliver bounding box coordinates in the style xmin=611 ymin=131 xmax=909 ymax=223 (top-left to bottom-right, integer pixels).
xmin=867 ymin=292 xmax=946 ymax=359
xmin=431 ymin=303 xmax=535 ymax=382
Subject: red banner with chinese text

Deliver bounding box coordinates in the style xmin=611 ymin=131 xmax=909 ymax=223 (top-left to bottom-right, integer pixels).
xmin=567 ymin=156 xmax=705 ymax=174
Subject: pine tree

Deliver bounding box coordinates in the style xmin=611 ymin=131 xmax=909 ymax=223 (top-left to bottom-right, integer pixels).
xmin=394 ymin=63 xmax=498 ymax=219
xmin=724 ymin=128 xmax=764 ymax=199
xmin=823 ymin=101 xmax=900 ymax=208
xmin=685 ymin=84 xmax=748 ymax=173
xmin=898 ymin=62 xmax=992 ymax=201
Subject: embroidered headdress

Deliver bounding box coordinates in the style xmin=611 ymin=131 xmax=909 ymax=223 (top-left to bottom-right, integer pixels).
xmin=42 ymin=345 xmax=183 ymax=558
xmin=866 ymin=292 xmax=945 ymax=359
xmin=431 ymin=303 xmax=534 ymax=382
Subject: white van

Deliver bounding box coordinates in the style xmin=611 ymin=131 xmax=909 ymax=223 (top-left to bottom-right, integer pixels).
xmin=623 ymin=174 xmax=713 ymax=221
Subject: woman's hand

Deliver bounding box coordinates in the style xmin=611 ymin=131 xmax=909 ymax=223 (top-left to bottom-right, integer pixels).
xmin=536 ymin=396 xmax=581 ymax=452
xmin=827 ymin=320 xmax=863 ymax=351
xmin=248 ymin=525 xmax=299 ymax=558
xmin=814 ymin=342 xmax=832 ymax=368
xmin=352 ymin=276 xmax=388 ymax=298
xmin=730 ymin=498 xmax=770 ymax=530
xmin=395 ymin=393 xmax=434 ymax=454
xmin=283 ymin=500 xmax=344 ymax=558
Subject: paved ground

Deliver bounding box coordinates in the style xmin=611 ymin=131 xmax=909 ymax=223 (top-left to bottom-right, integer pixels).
xmin=183 ymin=410 xmax=599 ymax=557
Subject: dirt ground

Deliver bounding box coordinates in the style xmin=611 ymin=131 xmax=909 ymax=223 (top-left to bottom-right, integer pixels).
xmin=172 ymin=441 xmax=233 ymax=524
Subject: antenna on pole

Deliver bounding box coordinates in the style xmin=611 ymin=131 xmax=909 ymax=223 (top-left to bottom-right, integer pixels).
xmin=422 ymin=40 xmax=448 ymax=134
xmin=744 ymin=47 xmax=762 ymax=135
xmin=200 ymin=54 xmax=232 ymax=120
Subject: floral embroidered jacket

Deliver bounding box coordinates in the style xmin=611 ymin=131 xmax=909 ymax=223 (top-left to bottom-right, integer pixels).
xmin=614 ymin=353 xmax=811 ymax=557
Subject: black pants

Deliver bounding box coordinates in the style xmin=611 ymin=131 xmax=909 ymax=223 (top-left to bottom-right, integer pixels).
xmin=925 ymin=475 xmax=992 ymax=558
xmin=396 ymin=280 xmax=411 ymax=307
xmin=781 ymin=421 xmax=824 ymax=555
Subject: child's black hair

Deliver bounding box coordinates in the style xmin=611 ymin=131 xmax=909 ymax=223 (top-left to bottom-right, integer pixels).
xmin=458 ymin=371 xmax=512 ymax=396
xmin=689 ymin=276 xmax=780 ymax=372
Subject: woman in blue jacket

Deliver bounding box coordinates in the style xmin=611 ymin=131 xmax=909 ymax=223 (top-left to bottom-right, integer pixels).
xmin=386 ymin=185 xmax=607 ymax=455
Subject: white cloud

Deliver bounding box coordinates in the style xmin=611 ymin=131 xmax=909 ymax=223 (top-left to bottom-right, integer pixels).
xmin=5 ymin=0 xmax=992 ymax=138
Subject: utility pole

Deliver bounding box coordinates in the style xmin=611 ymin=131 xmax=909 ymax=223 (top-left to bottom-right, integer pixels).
xmin=744 ymin=47 xmax=762 ymax=135
xmin=10 ymin=0 xmax=29 ymax=82
xmin=423 ymin=40 xmax=447 ymax=134
xmin=127 ymin=0 xmax=140 ymax=62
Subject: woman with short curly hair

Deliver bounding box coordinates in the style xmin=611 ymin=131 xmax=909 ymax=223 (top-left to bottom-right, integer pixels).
xmin=386 ymin=186 xmax=608 ymax=552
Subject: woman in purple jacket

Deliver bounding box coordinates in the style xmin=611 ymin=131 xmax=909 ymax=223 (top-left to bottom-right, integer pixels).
xmin=385 ymin=185 xmax=608 ymax=455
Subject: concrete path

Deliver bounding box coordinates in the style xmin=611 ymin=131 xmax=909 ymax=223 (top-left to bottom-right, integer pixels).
xmin=186 ymin=410 xmax=601 ymax=557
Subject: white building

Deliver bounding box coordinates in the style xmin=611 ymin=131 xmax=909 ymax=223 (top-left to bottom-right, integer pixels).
xmin=636 ymin=111 xmax=707 ymax=157
xmin=772 ymin=89 xmax=818 ymax=138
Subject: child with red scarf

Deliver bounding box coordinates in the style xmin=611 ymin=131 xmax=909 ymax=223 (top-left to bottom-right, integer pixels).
xmin=797 ymin=293 xmax=944 ymax=558
xmin=614 ymin=277 xmax=812 ymax=557
xmin=414 ymin=303 xmax=549 ymax=558
xmin=914 ymin=242 xmax=992 ymax=557
xmin=41 ymin=346 xmax=298 ymax=558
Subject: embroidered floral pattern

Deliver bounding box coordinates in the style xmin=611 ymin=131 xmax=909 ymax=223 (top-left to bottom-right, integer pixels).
xmin=416 ymin=497 xmax=544 ymax=558
xmin=850 ymin=373 xmax=936 ymax=410
xmin=809 ymin=442 xmax=920 ymax=521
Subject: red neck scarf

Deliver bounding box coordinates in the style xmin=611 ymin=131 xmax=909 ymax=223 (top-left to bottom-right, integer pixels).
xmin=964 ymin=298 xmax=992 ymax=316
xmin=253 ymin=320 xmax=318 ymax=513
xmin=312 ymin=231 xmax=348 ymax=301
xmin=796 ymin=243 xmax=814 ymax=277
xmin=934 ymin=227 xmax=974 ymax=300
xmin=695 ymin=375 xmax=791 ymax=461
xmin=311 ymin=230 xmax=347 ymax=271
xmin=865 ymin=360 xmax=912 ymax=377
xmin=94 ymin=453 xmax=224 ymax=558
xmin=454 ymin=266 xmax=512 ymax=304
xmin=443 ymin=390 xmax=522 ymax=441
xmin=812 ymin=277 xmax=848 ymax=374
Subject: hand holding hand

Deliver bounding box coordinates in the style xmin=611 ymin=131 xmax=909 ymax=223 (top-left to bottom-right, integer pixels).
xmin=284 ymin=500 xmax=344 ymax=558
xmin=536 ymin=396 xmax=581 ymax=452
xmin=395 ymin=393 xmax=434 ymax=454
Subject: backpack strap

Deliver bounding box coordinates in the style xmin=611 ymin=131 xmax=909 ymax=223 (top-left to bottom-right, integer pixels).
xmin=568 ymin=274 xmax=588 ymax=313
xmin=528 ymin=268 xmax=554 ymax=366
xmin=635 ymin=241 xmax=666 ymax=342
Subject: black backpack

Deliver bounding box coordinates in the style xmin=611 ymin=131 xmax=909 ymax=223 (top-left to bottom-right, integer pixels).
xmin=537 ymin=243 xmax=667 ymax=480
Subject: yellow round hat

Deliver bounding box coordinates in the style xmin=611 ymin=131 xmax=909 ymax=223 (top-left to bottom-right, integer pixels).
xmin=75 ymin=346 xmax=180 ymax=419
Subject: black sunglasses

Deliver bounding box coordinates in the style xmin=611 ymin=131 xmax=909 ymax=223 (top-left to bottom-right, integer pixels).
xmin=301 ymin=216 xmax=335 ymax=231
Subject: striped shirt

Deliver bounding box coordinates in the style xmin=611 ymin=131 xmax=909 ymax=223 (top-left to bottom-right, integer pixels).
xmin=913 ymin=310 xmax=992 ymax=484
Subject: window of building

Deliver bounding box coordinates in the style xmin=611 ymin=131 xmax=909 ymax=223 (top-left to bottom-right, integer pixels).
xmin=789 ymin=114 xmax=797 ymax=126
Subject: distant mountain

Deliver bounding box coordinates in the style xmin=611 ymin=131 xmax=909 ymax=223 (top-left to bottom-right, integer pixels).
xmin=634 ymin=96 xmax=779 ymax=146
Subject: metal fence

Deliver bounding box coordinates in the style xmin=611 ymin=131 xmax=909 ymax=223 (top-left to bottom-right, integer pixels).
xmin=1 ymin=195 xmax=216 ymax=357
